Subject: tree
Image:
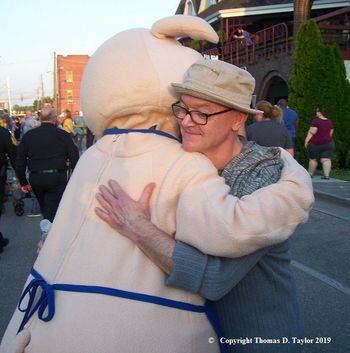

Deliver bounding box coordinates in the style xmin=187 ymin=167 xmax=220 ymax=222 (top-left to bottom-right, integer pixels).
xmin=289 ymin=19 xmax=350 ymax=168
xmin=288 ymin=20 xmax=323 ymax=165
xmin=33 ymin=96 xmax=54 ymax=111
xmin=328 ymin=45 xmax=350 ymax=168
xmin=293 ymin=0 xmax=314 ymax=38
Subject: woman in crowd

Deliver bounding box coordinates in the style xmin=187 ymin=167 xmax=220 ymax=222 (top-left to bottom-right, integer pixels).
xmin=247 ymin=100 xmax=294 ymax=156
xmin=304 ymin=106 xmax=335 ymax=179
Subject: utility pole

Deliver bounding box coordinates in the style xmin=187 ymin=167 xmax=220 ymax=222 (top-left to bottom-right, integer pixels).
xmin=53 ymin=52 xmax=57 ymax=111
xmin=6 ymin=78 xmax=12 ymax=114
xmin=40 ymin=74 xmax=45 ymax=101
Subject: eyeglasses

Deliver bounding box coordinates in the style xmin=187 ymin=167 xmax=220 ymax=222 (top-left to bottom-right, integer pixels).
xmin=171 ymin=101 xmax=233 ymax=125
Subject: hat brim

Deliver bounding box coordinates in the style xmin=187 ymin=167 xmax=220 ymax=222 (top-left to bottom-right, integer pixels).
xmin=172 ymin=83 xmax=263 ymax=115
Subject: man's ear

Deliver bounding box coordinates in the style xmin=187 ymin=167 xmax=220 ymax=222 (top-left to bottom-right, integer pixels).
xmin=231 ymin=112 xmax=248 ymax=132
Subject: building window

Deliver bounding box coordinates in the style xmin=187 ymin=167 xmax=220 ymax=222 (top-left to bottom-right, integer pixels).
xmin=67 ymin=90 xmax=73 ymax=103
xmin=66 ymin=70 xmax=73 ymax=82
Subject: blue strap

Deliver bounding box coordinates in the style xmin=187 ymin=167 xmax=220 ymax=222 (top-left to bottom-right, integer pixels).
xmin=103 ymin=128 xmax=180 ymax=142
xmin=18 ymin=268 xmax=227 ymax=353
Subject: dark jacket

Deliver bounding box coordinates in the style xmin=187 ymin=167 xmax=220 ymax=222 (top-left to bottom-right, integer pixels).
xmin=0 ymin=127 xmax=17 ymax=177
xmin=16 ymin=123 xmax=79 ymax=186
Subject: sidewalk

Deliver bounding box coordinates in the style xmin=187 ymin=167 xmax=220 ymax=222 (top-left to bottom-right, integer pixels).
xmin=312 ymin=175 xmax=350 ymax=207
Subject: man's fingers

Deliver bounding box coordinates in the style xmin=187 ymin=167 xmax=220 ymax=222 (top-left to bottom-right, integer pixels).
xmin=108 ymin=179 xmax=128 ymax=199
xmin=95 ymin=207 xmax=113 ymax=224
xmin=96 ymin=193 xmax=115 ymax=212
xmin=99 ymin=184 xmax=115 ymax=198
xmin=139 ymin=183 xmax=156 ymax=208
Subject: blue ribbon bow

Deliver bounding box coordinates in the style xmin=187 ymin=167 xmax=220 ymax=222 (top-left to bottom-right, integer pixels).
xmin=17 ymin=268 xmax=55 ymax=333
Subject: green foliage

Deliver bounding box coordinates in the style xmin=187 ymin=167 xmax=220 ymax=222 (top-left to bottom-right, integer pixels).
xmin=289 ymin=19 xmax=350 ymax=168
xmin=189 ymin=39 xmax=201 ymax=51
xmin=12 ymin=104 xmax=34 ymax=113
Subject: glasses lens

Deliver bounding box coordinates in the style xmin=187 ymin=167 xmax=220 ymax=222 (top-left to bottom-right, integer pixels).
xmin=171 ymin=104 xmax=208 ymax=125
xmin=172 ymin=105 xmax=187 ymax=119
xmin=191 ymin=111 xmax=208 ymax=125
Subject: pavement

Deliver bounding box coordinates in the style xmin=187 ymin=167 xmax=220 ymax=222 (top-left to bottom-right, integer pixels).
xmin=0 ymin=173 xmax=349 ymax=343
xmin=311 ymin=175 xmax=350 ymax=207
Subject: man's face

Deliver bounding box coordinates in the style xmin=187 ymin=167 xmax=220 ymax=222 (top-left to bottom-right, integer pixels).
xmin=177 ymin=95 xmax=246 ymax=157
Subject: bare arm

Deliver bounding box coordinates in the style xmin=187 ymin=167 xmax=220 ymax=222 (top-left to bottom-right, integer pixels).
xmin=304 ymin=126 xmax=317 ymax=148
xmin=95 ymin=180 xmax=175 ymax=274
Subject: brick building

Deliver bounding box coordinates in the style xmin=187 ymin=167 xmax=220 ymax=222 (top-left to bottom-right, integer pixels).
xmin=55 ymin=55 xmax=90 ymax=114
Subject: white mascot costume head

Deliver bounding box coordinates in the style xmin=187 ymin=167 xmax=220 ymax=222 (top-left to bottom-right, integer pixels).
xmin=0 ymin=14 xmax=313 ymax=353
xmin=81 ymin=15 xmax=218 ymax=138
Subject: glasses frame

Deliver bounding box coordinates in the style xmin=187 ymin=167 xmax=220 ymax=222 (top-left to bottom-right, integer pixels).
xmin=171 ymin=101 xmax=233 ymax=126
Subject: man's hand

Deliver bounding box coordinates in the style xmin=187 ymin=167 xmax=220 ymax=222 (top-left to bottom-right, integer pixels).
xmin=21 ymin=184 xmax=32 ymax=193
xmin=95 ymin=180 xmax=156 ymax=243
xmin=95 ymin=179 xmax=175 ymax=274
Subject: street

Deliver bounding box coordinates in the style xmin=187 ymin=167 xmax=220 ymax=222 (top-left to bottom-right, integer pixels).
xmin=0 ymin=193 xmax=349 ymax=352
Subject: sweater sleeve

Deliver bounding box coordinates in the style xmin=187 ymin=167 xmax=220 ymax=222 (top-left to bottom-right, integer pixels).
xmin=166 ymin=241 xmax=268 ymax=300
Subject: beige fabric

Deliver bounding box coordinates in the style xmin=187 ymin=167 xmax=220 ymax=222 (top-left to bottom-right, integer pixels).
xmin=0 ymin=15 xmax=313 ymax=353
xmin=1 ymin=134 xmax=313 ymax=353
xmin=172 ymin=59 xmax=263 ymax=114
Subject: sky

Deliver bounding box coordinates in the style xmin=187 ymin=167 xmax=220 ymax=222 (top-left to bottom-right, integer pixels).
xmin=0 ymin=0 xmax=181 ymax=107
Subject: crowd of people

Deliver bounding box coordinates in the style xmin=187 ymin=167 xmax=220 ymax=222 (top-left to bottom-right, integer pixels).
xmin=0 ymin=107 xmax=92 ymax=255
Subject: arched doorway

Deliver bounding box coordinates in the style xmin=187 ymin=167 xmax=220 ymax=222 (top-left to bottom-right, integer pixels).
xmin=258 ymin=71 xmax=289 ymax=104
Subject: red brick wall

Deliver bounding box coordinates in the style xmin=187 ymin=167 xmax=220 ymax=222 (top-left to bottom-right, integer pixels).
xmin=56 ymin=55 xmax=89 ymax=114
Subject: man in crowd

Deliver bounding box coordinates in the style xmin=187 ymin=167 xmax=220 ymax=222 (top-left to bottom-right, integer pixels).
xmin=278 ymin=98 xmax=299 ymax=157
xmin=96 ymin=59 xmax=312 ymax=353
xmin=22 ymin=109 xmax=40 ymax=135
xmin=0 ymin=112 xmax=17 ymax=253
xmin=16 ymin=107 xmax=79 ymax=223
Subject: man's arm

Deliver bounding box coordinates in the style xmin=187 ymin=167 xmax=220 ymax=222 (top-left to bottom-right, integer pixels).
xmin=15 ymin=138 xmax=29 ymax=187
xmin=65 ymin=134 xmax=79 ymax=170
xmin=4 ymin=129 xmax=17 ymax=170
xmin=96 ymin=179 xmax=269 ymax=301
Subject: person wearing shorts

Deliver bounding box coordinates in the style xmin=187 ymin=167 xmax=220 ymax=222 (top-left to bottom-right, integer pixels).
xmin=304 ymin=106 xmax=335 ymax=179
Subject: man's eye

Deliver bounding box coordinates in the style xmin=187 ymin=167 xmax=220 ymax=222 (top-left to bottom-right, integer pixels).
xmin=196 ymin=112 xmax=208 ymax=119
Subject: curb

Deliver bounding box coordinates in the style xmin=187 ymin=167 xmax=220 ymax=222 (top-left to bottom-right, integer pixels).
xmin=313 ymin=189 xmax=350 ymax=207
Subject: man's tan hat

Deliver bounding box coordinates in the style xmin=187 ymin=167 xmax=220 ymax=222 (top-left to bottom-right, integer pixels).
xmin=172 ymin=59 xmax=262 ymax=114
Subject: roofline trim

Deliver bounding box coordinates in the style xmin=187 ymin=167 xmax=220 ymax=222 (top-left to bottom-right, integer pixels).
xmin=204 ymin=0 xmax=350 ymax=23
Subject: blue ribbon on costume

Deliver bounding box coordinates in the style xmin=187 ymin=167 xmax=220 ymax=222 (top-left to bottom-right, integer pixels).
xmin=17 ymin=268 xmax=55 ymax=333
xmin=103 ymin=128 xmax=180 ymax=142
xmin=18 ymin=268 xmax=227 ymax=353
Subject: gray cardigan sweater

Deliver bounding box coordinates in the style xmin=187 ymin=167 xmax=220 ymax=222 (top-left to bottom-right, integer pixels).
xmin=166 ymin=141 xmax=304 ymax=353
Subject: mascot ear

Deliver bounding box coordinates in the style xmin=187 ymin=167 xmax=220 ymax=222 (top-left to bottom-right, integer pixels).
xmin=151 ymin=15 xmax=219 ymax=43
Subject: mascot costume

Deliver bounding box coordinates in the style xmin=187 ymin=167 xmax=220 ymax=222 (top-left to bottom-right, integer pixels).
xmin=0 ymin=15 xmax=313 ymax=353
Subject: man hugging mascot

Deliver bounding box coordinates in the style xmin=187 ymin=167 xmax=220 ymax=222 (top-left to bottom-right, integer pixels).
xmin=0 ymin=15 xmax=312 ymax=353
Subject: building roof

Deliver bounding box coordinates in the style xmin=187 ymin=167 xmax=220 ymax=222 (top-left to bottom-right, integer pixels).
xmin=176 ymin=0 xmax=350 ymax=23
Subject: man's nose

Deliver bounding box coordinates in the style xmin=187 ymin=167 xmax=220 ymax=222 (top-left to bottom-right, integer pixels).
xmin=181 ymin=113 xmax=196 ymax=127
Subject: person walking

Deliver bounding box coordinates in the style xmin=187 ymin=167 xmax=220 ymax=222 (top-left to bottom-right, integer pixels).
xmin=278 ymin=99 xmax=299 ymax=157
xmin=22 ymin=110 xmax=40 ymax=135
xmin=247 ymin=100 xmax=294 ymax=156
xmin=304 ymin=106 xmax=335 ymax=179
xmin=62 ymin=109 xmax=76 ymax=137
xmin=0 ymin=119 xmax=17 ymax=253
xmin=73 ymin=111 xmax=87 ymax=152
xmin=16 ymin=107 xmax=79 ymax=223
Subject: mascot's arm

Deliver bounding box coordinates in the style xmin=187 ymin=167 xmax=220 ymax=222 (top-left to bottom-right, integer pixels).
xmin=175 ymin=149 xmax=314 ymax=257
